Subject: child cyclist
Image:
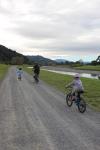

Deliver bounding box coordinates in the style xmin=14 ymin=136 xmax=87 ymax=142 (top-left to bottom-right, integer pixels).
xmin=65 ymin=73 xmax=84 ymax=102
xmin=16 ymin=67 xmax=23 ymax=80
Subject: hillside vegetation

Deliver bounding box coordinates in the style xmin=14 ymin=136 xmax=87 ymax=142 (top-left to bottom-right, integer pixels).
xmin=27 ymin=55 xmax=56 ymax=65
xmin=0 ymin=45 xmax=29 ymax=64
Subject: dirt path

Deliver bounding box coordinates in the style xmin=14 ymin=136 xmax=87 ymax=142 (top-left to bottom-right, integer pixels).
xmin=0 ymin=66 xmax=100 ymax=150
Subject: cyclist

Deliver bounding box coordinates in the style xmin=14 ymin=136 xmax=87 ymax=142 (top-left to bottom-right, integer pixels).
xmin=16 ymin=67 xmax=23 ymax=80
xmin=65 ymin=73 xmax=84 ymax=102
xmin=32 ymin=63 xmax=40 ymax=82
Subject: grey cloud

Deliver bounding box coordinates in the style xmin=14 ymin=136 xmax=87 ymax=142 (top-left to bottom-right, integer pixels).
xmin=0 ymin=5 xmax=12 ymax=15
xmin=0 ymin=0 xmax=100 ymax=59
xmin=11 ymin=22 xmax=58 ymax=39
xmin=0 ymin=0 xmax=14 ymax=14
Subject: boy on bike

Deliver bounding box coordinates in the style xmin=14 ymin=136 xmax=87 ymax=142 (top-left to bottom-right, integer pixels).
xmin=65 ymin=73 xmax=84 ymax=102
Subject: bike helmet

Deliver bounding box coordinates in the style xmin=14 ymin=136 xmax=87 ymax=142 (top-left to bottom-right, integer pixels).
xmin=74 ymin=73 xmax=80 ymax=78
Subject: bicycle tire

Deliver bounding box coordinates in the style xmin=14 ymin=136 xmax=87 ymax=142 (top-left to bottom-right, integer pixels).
xmin=66 ymin=94 xmax=73 ymax=107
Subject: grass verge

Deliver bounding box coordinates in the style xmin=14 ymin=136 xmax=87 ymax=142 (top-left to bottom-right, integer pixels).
xmin=24 ymin=66 xmax=100 ymax=111
xmin=0 ymin=64 xmax=10 ymax=80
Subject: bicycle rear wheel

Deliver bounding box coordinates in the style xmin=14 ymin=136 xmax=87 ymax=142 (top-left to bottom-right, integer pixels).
xmin=66 ymin=94 xmax=73 ymax=107
xmin=78 ymin=98 xmax=86 ymax=113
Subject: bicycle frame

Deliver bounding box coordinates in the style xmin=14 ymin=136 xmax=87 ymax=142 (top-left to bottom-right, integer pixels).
xmin=66 ymin=87 xmax=86 ymax=113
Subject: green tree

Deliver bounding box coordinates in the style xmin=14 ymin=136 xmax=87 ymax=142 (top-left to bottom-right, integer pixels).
xmin=91 ymin=60 xmax=98 ymax=66
xmin=11 ymin=56 xmax=24 ymax=65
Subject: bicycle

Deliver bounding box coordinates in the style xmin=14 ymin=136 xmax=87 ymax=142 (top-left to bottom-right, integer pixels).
xmin=66 ymin=88 xmax=86 ymax=113
xmin=33 ymin=73 xmax=39 ymax=83
xmin=18 ymin=74 xmax=22 ymax=81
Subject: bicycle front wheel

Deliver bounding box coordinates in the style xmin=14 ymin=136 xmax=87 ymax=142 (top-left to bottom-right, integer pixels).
xmin=66 ymin=94 xmax=73 ymax=107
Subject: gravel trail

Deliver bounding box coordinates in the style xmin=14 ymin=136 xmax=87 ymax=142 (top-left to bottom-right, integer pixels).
xmin=0 ymin=66 xmax=100 ymax=150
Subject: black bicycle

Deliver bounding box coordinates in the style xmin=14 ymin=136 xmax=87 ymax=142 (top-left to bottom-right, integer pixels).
xmin=33 ymin=73 xmax=39 ymax=83
xmin=66 ymin=88 xmax=86 ymax=113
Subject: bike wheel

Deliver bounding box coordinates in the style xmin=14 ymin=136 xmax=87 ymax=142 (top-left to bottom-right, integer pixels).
xmin=18 ymin=76 xmax=21 ymax=80
xmin=66 ymin=94 xmax=73 ymax=107
xmin=34 ymin=75 xmax=39 ymax=83
xmin=78 ymin=98 xmax=86 ymax=113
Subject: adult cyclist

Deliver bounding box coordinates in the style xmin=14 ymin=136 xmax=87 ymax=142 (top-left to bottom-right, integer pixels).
xmin=32 ymin=63 xmax=40 ymax=83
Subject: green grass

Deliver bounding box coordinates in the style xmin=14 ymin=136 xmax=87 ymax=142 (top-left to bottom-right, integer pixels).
xmin=24 ymin=66 xmax=100 ymax=111
xmin=74 ymin=65 xmax=100 ymax=71
xmin=23 ymin=65 xmax=33 ymax=75
xmin=0 ymin=64 xmax=10 ymax=80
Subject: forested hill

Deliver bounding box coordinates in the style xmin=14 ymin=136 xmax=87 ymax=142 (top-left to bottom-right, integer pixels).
xmin=27 ymin=55 xmax=56 ymax=65
xmin=0 ymin=45 xmax=29 ymax=64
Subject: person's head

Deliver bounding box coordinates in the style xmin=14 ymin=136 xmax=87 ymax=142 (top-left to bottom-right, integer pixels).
xmin=19 ymin=68 xmax=22 ymax=70
xmin=74 ymin=73 xmax=80 ymax=79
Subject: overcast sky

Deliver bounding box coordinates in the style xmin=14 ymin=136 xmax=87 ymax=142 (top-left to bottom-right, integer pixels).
xmin=0 ymin=0 xmax=100 ymax=61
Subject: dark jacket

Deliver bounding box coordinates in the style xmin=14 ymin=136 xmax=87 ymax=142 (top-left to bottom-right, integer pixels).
xmin=33 ymin=64 xmax=40 ymax=75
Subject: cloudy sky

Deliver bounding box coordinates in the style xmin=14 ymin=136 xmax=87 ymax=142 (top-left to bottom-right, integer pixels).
xmin=0 ymin=0 xmax=100 ymax=61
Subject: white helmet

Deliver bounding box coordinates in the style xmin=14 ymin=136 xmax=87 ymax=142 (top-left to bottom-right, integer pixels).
xmin=74 ymin=73 xmax=80 ymax=78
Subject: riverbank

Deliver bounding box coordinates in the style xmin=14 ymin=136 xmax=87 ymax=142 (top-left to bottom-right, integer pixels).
xmin=75 ymin=65 xmax=100 ymax=71
xmin=42 ymin=66 xmax=100 ymax=75
xmin=24 ymin=66 xmax=100 ymax=111
xmin=40 ymin=70 xmax=100 ymax=111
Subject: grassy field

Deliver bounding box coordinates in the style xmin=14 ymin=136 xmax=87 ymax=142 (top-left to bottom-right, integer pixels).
xmin=74 ymin=65 xmax=100 ymax=71
xmin=0 ymin=64 xmax=9 ymax=80
xmin=24 ymin=66 xmax=100 ymax=111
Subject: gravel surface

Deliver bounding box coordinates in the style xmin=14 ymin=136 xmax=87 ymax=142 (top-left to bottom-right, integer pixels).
xmin=0 ymin=66 xmax=100 ymax=150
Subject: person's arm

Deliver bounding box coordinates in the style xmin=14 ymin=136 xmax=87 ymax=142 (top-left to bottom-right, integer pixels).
xmin=16 ymin=69 xmax=19 ymax=75
xmin=65 ymin=80 xmax=74 ymax=88
xmin=21 ymin=70 xmax=23 ymax=74
xmin=32 ymin=67 xmax=34 ymax=72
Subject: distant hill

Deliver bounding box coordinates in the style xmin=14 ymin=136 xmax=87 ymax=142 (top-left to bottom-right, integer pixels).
xmin=0 ymin=45 xmax=29 ymax=64
xmin=55 ymin=59 xmax=68 ymax=63
xmin=27 ymin=55 xmax=56 ymax=65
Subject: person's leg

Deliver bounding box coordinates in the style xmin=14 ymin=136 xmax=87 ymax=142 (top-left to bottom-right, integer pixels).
xmin=76 ymin=90 xmax=82 ymax=105
xmin=72 ymin=87 xmax=80 ymax=105
xmin=71 ymin=87 xmax=76 ymax=100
